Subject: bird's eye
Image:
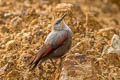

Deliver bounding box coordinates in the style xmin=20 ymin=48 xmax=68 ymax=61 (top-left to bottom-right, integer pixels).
xmin=55 ymin=19 xmax=62 ymax=25
xmin=56 ymin=22 xmax=59 ymax=24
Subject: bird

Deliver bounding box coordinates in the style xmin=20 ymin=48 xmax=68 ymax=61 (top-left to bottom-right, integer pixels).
xmin=29 ymin=14 xmax=72 ymax=70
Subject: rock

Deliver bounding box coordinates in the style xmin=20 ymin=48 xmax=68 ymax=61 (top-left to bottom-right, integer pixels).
xmin=11 ymin=16 xmax=22 ymax=27
xmin=101 ymin=34 xmax=120 ymax=67
xmin=102 ymin=34 xmax=120 ymax=55
xmin=24 ymin=0 xmax=31 ymax=7
xmin=23 ymin=32 xmax=30 ymax=39
xmin=4 ymin=13 xmax=12 ymax=18
xmin=6 ymin=40 xmax=15 ymax=46
xmin=59 ymin=54 xmax=97 ymax=80
xmin=0 ymin=64 xmax=8 ymax=76
xmin=6 ymin=40 xmax=16 ymax=50
xmin=111 ymin=34 xmax=120 ymax=49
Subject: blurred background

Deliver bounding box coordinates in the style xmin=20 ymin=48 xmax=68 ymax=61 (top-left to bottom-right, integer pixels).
xmin=0 ymin=0 xmax=120 ymax=80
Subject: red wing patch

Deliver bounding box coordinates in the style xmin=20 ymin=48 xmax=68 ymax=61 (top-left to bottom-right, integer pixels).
xmin=42 ymin=47 xmax=52 ymax=57
xmin=57 ymin=32 xmax=68 ymax=46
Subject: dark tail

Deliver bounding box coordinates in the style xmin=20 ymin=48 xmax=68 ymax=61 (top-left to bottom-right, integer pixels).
xmin=30 ymin=61 xmax=39 ymax=70
xmin=29 ymin=56 xmax=41 ymax=70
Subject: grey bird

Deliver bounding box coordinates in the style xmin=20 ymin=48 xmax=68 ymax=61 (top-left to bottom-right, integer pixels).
xmin=29 ymin=14 xmax=72 ymax=70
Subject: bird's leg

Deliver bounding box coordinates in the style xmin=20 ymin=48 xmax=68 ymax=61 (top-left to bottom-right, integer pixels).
xmin=49 ymin=59 xmax=56 ymax=72
xmin=59 ymin=55 xmax=66 ymax=71
xmin=56 ymin=57 xmax=63 ymax=79
xmin=59 ymin=57 xmax=63 ymax=71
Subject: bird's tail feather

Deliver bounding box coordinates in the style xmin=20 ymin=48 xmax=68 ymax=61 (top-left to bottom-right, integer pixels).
xmin=30 ymin=60 xmax=39 ymax=70
xmin=29 ymin=55 xmax=41 ymax=70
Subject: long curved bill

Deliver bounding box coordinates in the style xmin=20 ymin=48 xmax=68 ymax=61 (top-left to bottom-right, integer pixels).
xmin=61 ymin=13 xmax=67 ymax=20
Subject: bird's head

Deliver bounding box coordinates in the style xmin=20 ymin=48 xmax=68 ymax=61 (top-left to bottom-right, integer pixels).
xmin=53 ymin=14 xmax=67 ymax=30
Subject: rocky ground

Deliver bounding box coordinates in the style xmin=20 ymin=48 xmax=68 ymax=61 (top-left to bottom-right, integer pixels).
xmin=0 ymin=0 xmax=120 ymax=80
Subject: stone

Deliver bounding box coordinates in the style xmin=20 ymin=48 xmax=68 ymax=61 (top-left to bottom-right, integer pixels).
xmin=6 ymin=40 xmax=16 ymax=50
xmin=4 ymin=13 xmax=12 ymax=18
xmin=11 ymin=17 xmax=22 ymax=27
xmin=59 ymin=54 xmax=97 ymax=80
xmin=102 ymin=34 xmax=120 ymax=55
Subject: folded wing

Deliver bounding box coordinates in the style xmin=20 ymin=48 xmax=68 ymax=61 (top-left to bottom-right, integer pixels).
xmin=29 ymin=30 xmax=68 ymax=70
